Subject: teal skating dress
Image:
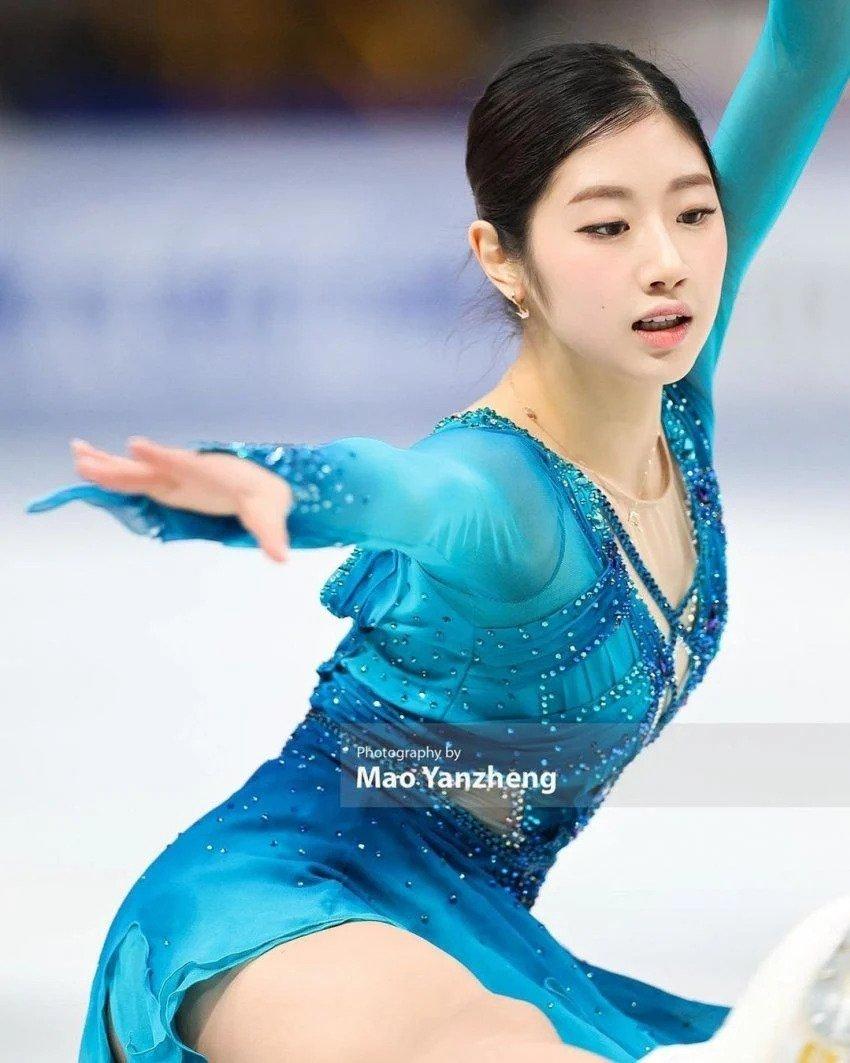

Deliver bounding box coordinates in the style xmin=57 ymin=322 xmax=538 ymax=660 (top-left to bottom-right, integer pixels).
xmin=25 ymin=2 xmax=850 ymax=1059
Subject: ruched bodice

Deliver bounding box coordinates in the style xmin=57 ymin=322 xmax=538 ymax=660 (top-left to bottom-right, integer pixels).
xmin=301 ymin=378 xmax=727 ymax=890
xmin=320 ymin=378 xmax=726 ymax=729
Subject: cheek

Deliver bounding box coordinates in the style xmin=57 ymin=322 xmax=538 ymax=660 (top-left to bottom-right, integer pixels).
xmin=557 ymin=257 xmax=628 ymax=344
xmin=537 ymin=237 xmax=623 ymax=318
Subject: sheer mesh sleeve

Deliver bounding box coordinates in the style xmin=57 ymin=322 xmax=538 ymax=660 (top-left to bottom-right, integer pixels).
xmin=685 ymin=0 xmax=850 ymax=426
xmin=25 ymin=424 xmax=565 ymax=604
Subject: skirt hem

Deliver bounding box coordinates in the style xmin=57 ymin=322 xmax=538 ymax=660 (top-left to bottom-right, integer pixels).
xmin=88 ymin=907 xmax=402 ymax=1062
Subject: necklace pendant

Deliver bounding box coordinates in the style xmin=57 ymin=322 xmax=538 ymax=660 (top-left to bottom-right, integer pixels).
xmin=628 ymin=507 xmax=641 ymax=530
xmin=522 ymin=406 xmax=538 ymax=421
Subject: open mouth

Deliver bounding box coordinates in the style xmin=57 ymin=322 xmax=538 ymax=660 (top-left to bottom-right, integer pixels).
xmin=632 ymin=314 xmax=692 ymax=332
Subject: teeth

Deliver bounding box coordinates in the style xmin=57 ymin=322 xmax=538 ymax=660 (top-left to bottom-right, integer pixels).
xmin=633 ymin=312 xmax=690 ymax=331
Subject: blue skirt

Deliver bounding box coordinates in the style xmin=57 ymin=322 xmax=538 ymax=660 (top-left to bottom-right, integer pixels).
xmin=82 ymin=698 xmax=730 ymax=1062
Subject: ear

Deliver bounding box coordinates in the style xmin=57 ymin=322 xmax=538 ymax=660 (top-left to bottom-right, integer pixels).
xmin=467 ymin=219 xmax=525 ymax=304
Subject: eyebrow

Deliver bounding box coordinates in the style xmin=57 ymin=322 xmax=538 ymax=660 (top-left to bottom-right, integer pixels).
xmin=567 ymin=172 xmax=714 ymax=205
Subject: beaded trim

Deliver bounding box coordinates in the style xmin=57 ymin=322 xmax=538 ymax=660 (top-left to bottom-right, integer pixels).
xmin=305 ymin=703 xmax=562 ymax=907
xmin=319 ymin=545 xmax=367 ymax=616
xmin=305 ymin=663 xmax=664 ymax=907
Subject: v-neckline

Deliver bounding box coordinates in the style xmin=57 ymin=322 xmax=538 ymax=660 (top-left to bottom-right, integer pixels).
xmin=431 ymin=388 xmax=704 ymax=656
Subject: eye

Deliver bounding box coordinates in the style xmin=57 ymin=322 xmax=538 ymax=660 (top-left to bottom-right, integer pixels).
xmin=578 ymin=206 xmax=719 ymax=240
xmin=578 ymin=221 xmax=629 ymax=239
xmin=679 ymin=206 xmax=717 ymax=225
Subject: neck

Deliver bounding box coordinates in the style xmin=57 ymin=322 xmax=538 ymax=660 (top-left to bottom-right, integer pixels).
xmin=507 ymin=340 xmax=666 ymax=497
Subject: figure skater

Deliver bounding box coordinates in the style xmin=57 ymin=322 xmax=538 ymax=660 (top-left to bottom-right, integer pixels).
xmin=26 ymin=0 xmax=850 ymax=1059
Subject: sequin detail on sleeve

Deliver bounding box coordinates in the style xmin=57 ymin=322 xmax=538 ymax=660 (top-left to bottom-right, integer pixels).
xmin=193 ymin=439 xmax=366 ymax=549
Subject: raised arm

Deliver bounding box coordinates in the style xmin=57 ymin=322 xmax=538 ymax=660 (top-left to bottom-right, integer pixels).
xmin=685 ymin=0 xmax=850 ymax=417
xmin=25 ymin=426 xmax=564 ymax=604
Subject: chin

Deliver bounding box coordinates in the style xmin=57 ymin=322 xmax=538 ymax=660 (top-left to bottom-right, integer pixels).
xmin=647 ymin=338 xmax=700 ymax=376
xmin=617 ymin=348 xmax=694 ymax=385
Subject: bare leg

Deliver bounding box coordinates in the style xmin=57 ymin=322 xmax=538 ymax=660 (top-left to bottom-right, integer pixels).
xmin=175 ymin=920 xmax=609 ymax=1063
xmin=409 ymin=990 xmax=609 ymax=1061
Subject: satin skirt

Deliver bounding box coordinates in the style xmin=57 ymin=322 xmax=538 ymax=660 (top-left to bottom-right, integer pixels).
xmin=80 ymin=703 xmax=730 ymax=1062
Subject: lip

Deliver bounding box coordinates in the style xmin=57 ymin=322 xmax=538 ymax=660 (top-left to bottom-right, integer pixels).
xmin=633 ymin=316 xmax=692 ymax=351
xmin=631 ymin=300 xmax=694 ymax=352
xmin=631 ymin=301 xmax=693 ymax=327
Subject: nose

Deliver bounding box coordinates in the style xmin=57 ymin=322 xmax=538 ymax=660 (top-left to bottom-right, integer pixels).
xmin=638 ymin=222 xmax=690 ymax=292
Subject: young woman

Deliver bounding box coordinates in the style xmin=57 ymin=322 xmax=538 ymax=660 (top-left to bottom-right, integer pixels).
xmin=26 ymin=1 xmax=850 ymax=1060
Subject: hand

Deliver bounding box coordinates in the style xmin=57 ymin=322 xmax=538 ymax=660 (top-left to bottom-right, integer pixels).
xmin=70 ymin=436 xmax=293 ymax=562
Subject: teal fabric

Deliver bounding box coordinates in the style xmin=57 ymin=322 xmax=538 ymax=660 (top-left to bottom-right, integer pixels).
xmin=25 ymin=3 xmax=850 ymax=1059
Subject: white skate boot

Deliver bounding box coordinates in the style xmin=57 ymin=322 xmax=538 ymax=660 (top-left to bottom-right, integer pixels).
xmin=643 ymin=895 xmax=850 ymax=1062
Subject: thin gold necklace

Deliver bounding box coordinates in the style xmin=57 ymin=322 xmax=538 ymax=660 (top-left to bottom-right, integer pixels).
xmin=506 ymin=366 xmax=663 ymax=531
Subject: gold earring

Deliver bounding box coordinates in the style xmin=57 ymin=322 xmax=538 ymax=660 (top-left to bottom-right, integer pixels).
xmin=511 ymin=293 xmax=530 ymax=320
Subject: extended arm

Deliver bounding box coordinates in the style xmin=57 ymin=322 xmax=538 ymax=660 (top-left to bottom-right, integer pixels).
xmin=25 ymin=427 xmax=563 ymax=603
xmin=686 ymin=0 xmax=850 ymax=413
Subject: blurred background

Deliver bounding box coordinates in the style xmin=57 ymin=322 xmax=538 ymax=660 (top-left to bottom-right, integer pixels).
xmin=3 ymin=1 xmax=850 ymax=1058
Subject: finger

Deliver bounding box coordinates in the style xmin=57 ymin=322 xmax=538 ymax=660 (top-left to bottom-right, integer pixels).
xmin=74 ymin=454 xmax=162 ymax=493
xmin=71 ymin=439 xmax=114 ymax=461
xmin=127 ymin=437 xmax=200 ymax=477
xmin=127 ymin=437 xmax=185 ymax=462
xmin=238 ymin=499 xmax=290 ymax=563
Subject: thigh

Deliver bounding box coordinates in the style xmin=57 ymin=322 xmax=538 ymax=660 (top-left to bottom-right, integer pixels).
xmin=175 ymin=919 xmax=573 ymax=1063
xmin=412 ymin=986 xmax=607 ymax=1063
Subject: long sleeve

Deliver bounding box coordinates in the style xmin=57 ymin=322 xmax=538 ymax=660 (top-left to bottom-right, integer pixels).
xmin=25 ymin=425 xmax=565 ymax=604
xmin=685 ymin=0 xmax=850 ymax=423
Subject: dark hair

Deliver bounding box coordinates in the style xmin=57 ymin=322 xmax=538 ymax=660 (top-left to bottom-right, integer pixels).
xmin=465 ymin=41 xmax=722 ymax=331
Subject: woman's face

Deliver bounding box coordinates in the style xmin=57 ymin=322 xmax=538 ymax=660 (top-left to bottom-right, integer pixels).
xmin=524 ymin=110 xmax=727 ymax=384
